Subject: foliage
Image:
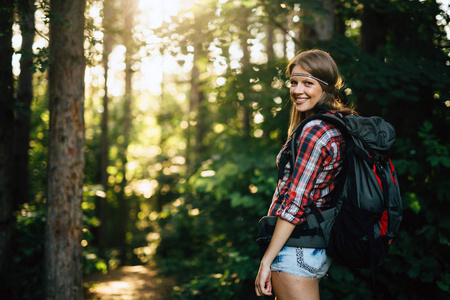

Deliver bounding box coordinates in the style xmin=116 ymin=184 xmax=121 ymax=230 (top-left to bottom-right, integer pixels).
xmin=28 ymin=73 xmax=49 ymax=204
xmin=82 ymin=186 xmax=109 ymax=275
xmin=5 ymin=75 xmax=50 ymax=298
xmin=7 ymin=205 xmax=46 ymax=300
xmin=153 ymin=0 xmax=450 ymax=299
xmin=155 ymin=139 xmax=277 ymax=299
xmin=4 ymin=0 xmax=450 ymax=298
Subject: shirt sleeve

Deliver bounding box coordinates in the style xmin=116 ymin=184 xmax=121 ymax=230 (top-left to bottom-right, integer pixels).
xmin=278 ymin=121 xmax=337 ymax=225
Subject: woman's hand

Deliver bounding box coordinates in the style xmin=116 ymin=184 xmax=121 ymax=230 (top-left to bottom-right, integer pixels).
xmin=255 ymin=262 xmax=272 ymax=297
xmin=255 ymin=218 xmax=296 ymax=297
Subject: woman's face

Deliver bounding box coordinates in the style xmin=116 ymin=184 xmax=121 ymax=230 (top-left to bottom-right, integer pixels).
xmin=290 ymin=64 xmax=324 ymax=116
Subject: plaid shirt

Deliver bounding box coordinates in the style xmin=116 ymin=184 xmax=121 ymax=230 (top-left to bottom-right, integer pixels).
xmin=268 ymin=118 xmax=345 ymax=225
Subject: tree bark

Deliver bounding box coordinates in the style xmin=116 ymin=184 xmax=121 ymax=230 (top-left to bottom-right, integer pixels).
xmin=0 ymin=1 xmax=15 ymax=296
xmin=13 ymin=0 xmax=36 ymax=210
xmin=45 ymin=0 xmax=86 ymax=299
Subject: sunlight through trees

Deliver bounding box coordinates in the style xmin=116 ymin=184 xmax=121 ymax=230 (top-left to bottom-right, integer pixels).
xmin=0 ymin=0 xmax=449 ymax=299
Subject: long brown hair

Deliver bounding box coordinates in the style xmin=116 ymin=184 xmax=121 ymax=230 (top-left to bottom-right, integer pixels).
xmin=286 ymin=49 xmax=356 ymax=135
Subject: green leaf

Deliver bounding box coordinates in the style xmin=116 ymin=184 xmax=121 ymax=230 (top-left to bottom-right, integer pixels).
xmin=441 ymin=157 xmax=450 ymax=168
xmin=427 ymin=156 xmax=450 ymax=168
xmin=422 ymin=121 xmax=433 ymax=133
xmin=437 ymin=280 xmax=449 ymax=292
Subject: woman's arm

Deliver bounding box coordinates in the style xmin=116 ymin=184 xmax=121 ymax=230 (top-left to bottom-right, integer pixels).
xmin=255 ymin=217 xmax=295 ymax=297
xmin=274 ymin=122 xmax=331 ymax=225
xmin=255 ymin=121 xmax=340 ymax=296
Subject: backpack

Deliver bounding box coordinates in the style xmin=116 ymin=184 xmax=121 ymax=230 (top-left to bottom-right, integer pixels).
xmin=256 ymin=107 xmax=403 ymax=274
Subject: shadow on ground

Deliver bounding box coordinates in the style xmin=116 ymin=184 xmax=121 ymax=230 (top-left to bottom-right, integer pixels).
xmin=83 ymin=265 xmax=175 ymax=299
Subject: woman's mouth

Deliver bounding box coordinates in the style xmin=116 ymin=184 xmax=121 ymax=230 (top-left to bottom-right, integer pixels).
xmin=294 ymin=98 xmax=309 ymax=104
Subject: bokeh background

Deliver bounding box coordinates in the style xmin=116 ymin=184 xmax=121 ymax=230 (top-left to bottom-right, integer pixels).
xmin=1 ymin=0 xmax=450 ymax=299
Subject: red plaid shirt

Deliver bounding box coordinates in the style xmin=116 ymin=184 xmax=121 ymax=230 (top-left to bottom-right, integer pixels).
xmin=268 ymin=118 xmax=345 ymax=225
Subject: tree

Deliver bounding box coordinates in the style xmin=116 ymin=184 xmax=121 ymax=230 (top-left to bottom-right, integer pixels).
xmin=265 ymin=23 xmax=275 ymax=62
xmin=13 ymin=0 xmax=36 ymax=210
xmin=172 ymin=3 xmax=215 ymax=171
xmin=360 ymin=1 xmax=388 ymax=54
xmin=153 ymin=1 xmax=450 ymax=298
xmin=116 ymin=0 xmax=136 ymax=264
xmin=189 ymin=44 xmax=206 ymax=167
xmin=0 ymin=0 xmax=15 ymax=297
xmin=44 ymin=0 xmax=86 ymax=298
xmin=238 ymin=5 xmax=252 ymax=137
xmin=299 ymin=0 xmax=336 ymax=48
xmin=96 ymin=0 xmax=114 ymax=260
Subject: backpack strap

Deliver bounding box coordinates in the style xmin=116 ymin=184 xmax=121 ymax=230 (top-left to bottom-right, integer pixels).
xmin=277 ymin=151 xmax=290 ymax=182
xmin=275 ymin=107 xmax=349 ymax=243
xmin=307 ymin=202 xmax=328 ymax=247
xmin=289 ymin=112 xmax=348 ymax=171
xmin=277 ymin=106 xmax=348 ymax=181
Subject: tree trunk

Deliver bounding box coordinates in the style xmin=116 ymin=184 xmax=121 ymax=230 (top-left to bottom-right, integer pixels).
xmin=117 ymin=0 xmax=135 ymax=264
xmin=96 ymin=0 xmax=113 ymax=260
xmin=186 ymin=48 xmax=199 ymax=172
xmin=0 ymin=1 xmax=15 ymax=296
xmin=314 ymin=0 xmax=335 ymax=42
xmin=13 ymin=0 xmax=36 ymax=210
xmin=360 ymin=3 xmax=388 ymax=54
xmin=239 ymin=7 xmax=251 ymax=138
xmin=357 ymin=2 xmax=387 ymax=116
xmin=335 ymin=0 xmax=346 ymax=36
xmin=299 ymin=0 xmax=336 ymax=48
xmin=187 ymin=44 xmax=206 ymax=171
xmin=45 ymin=0 xmax=86 ymax=299
xmin=266 ymin=23 xmax=275 ymax=61
xmin=283 ymin=30 xmax=288 ymax=59
xmin=193 ymin=46 xmax=207 ymax=161
xmin=194 ymin=91 xmax=206 ymax=160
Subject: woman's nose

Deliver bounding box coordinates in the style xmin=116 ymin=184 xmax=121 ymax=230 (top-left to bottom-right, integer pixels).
xmin=293 ymin=84 xmax=304 ymax=94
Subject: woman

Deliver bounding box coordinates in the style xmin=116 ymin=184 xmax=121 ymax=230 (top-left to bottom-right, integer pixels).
xmin=255 ymin=49 xmax=355 ymax=300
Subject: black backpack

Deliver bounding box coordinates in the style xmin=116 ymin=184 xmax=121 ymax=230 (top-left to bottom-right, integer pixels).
xmin=257 ymin=108 xmax=403 ymax=274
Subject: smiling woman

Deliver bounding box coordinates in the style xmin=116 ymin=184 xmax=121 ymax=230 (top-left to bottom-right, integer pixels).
xmin=255 ymin=50 xmax=357 ymax=300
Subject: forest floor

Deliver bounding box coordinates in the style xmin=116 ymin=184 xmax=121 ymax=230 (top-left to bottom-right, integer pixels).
xmin=83 ymin=265 xmax=176 ymax=299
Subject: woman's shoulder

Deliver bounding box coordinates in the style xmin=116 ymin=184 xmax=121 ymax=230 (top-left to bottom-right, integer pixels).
xmin=303 ymin=116 xmax=341 ymax=134
xmin=300 ymin=115 xmax=344 ymax=143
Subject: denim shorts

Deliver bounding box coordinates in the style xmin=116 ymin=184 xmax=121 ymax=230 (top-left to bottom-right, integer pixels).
xmin=270 ymin=246 xmax=332 ymax=279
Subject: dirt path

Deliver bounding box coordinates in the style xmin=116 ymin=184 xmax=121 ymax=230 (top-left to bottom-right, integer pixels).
xmin=83 ymin=265 xmax=175 ymax=300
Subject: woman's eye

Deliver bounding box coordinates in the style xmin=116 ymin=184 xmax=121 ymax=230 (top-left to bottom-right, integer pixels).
xmin=305 ymin=81 xmax=313 ymax=86
xmin=290 ymin=80 xmax=297 ymax=86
